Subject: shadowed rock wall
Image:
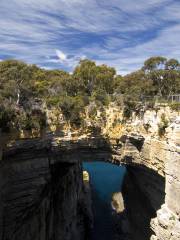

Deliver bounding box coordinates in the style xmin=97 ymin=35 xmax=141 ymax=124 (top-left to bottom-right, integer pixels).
xmin=0 ymin=148 xmax=91 ymax=240
xmin=0 ymin=128 xmax=179 ymax=240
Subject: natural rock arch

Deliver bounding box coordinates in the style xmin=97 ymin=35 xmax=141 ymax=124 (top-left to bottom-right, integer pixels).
xmin=0 ymin=135 xmax=168 ymax=240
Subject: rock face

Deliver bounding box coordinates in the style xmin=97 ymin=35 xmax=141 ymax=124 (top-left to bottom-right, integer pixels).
xmin=150 ymin=137 xmax=180 ymax=240
xmin=0 ymin=148 xmax=92 ymax=240
xmin=122 ymin=165 xmax=165 ymax=240
xmin=118 ymin=109 xmax=180 ymax=240
xmin=0 ymin=106 xmax=179 ymax=240
xmin=121 ymin=109 xmax=180 ymax=240
xmin=111 ymin=192 xmax=125 ymax=213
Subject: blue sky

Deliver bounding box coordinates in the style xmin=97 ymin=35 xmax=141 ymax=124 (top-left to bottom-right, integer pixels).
xmin=0 ymin=0 xmax=180 ymax=75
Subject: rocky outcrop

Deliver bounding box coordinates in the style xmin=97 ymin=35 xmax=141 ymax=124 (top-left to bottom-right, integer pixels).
xmin=0 ymin=105 xmax=179 ymax=240
xmin=121 ymin=108 xmax=180 ymax=240
xmin=0 ymin=147 xmax=92 ymax=240
xmin=111 ymin=192 xmax=125 ymax=214
xmin=150 ymin=137 xmax=180 ymax=240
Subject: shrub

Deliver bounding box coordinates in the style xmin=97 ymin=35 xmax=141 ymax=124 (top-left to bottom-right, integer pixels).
xmin=46 ymin=96 xmax=60 ymax=106
xmin=87 ymin=126 xmax=101 ymax=135
xmin=18 ymin=111 xmax=46 ymax=131
xmin=87 ymin=104 xmax=97 ymax=120
xmin=114 ymin=94 xmax=124 ymax=107
xmin=158 ymin=113 xmax=169 ymax=137
xmin=0 ymin=106 xmax=15 ymax=131
xmin=143 ymin=122 xmax=151 ymax=132
xmin=123 ymin=100 xmax=137 ymax=119
xmin=145 ymin=100 xmax=156 ymax=109
xmin=91 ymin=89 xmax=110 ymax=106
xmin=169 ymin=102 xmax=180 ymax=112
xmin=59 ymin=96 xmax=86 ymax=128
xmin=169 ymin=215 xmax=176 ymax=221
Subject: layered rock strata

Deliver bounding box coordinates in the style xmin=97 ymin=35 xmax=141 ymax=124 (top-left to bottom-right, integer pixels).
xmin=0 ymin=106 xmax=179 ymax=240
xmin=0 ymin=146 xmax=91 ymax=240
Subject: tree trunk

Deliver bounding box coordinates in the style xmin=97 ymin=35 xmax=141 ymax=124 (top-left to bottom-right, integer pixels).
xmin=16 ymin=88 xmax=20 ymax=105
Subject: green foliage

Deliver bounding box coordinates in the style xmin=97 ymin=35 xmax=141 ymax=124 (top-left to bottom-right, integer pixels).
xmin=0 ymin=59 xmax=34 ymax=104
xmin=143 ymin=123 xmax=151 ymax=132
xmin=116 ymin=70 xmax=155 ymax=98
xmin=169 ymin=215 xmax=176 ymax=221
xmin=20 ymin=115 xmax=35 ymax=131
xmin=73 ymin=59 xmax=116 ymax=95
xmin=46 ymin=96 xmax=60 ymax=106
xmin=0 ymin=105 xmax=15 ymax=131
xmin=142 ymin=56 xmax=180 ymax=96
xmin=58 ymin=96 xmax=86 ymax=127
xmin=158 ymin=113 xmax=169 ymax=137
xmin=0 ymin=57 xmax=179 ymax=131
xmin=87 ymin=104 xmax=98 ymax=119
xmin=165 ymin=59 xmax=180 ymax=70
xmin=18 ymin=111 xmax=46 ymax=131
xmin=87 ymin=126 xmax=101 ymax=136
xmin=123 ymin=98 xmax=137 ymax=119
xmin=91 ymin=89 xmax=110 ymax=106
xmin=143 ymin=56 xmax=167 ymax=71
xmin=169 ymin=102 xmax=180 ymax=111
xmin=145 ymin=100 xmax=156 ymax=109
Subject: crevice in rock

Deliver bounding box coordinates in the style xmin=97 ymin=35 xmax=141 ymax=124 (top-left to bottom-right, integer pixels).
xmin=122 ymin=166 xmax=165 ymax=240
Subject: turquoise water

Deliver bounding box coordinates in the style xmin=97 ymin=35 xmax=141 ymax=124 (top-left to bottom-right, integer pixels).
xmin=83 ymin=162 xmax=126 ymax=240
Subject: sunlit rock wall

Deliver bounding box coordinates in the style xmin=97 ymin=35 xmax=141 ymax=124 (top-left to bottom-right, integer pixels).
xmin=117 ymin=107 xmax=180 ymax=240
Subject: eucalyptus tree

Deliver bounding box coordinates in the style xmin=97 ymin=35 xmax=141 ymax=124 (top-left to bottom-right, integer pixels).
xmin=142 ymin=57 xmax=180 ymax=97
xmin=165 ymin=59 xmax=180 ymax=70
xmin=0 ymin=60 xmax=33 ymax=105
xmin=73 ymin=59 xmax=97 ymax=95
xmin=142 ymin=57 xmax=167 ymax=96
xmin=164 ymin=59 xmax=180 ymax=96
xmin=117 ymin=70 xmax=154 ymax=100
xmin=95 ymin=64 xmax=116 ymax=94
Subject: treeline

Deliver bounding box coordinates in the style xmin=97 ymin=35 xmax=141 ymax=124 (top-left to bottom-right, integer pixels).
xmin=0 ymin=57 xmax=179 ymax=131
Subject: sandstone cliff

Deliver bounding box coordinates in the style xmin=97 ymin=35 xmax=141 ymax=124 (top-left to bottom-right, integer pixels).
xmin=0 ymin=105 xmax=179 ymax=240
xmin=0 ymin=144 xmax=92 ymax=240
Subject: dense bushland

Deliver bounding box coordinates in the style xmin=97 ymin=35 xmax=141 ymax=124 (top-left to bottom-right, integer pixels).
xmin=0 ymin=57 xmax=179 ymax=131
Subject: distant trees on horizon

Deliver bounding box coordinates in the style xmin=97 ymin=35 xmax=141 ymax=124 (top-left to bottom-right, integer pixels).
xmin=0 ymin=56 xmax=179 ymax=131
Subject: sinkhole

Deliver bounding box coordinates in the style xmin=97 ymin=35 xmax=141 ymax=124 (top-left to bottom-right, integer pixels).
xmin=83 ymin=162 xmax=127 ymax=240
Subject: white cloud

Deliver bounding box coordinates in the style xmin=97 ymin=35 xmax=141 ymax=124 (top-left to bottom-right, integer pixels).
xmin=46 ymin=50 xmax=87 ymax=69
xmin=56 ymin=50 xmax=67 ymax=62
xmin=0 ymin=0 xmax=179 ymax=73
xmin=93 ymin=24 xmax=180 ymax=75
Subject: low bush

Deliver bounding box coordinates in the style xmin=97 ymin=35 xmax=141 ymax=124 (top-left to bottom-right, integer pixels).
xmin=123 ymin=100 xmax=137 ymax=119
xmin=91 ymin=89 xmax=110 ymax=106
xmin=143 ymin=122 xmax=151 ymax=132
xmin=59 ymin=96 xmax=86 ymax=128
xmin=169 ymin=102 xmax=180 ymax=111
xmin=158 ymin=113 xmax=169 ymax=137
xmin=0 ymin=106 xmax=15 ymax=131
xmin=46 ymin=96 xmax=60 ymax=107
xmin=18 ymin=111 xmax=46 ymax=131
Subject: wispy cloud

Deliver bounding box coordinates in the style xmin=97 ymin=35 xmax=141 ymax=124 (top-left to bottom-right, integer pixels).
xmin=56 ymin=50 xmax=67 ymax=62
xmin=0 ymin=0 xmax=179 ymax=74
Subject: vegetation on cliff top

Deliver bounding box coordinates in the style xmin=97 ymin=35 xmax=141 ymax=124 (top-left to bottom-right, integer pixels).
xmin=0 ymin=57 xmax=179 ymax=131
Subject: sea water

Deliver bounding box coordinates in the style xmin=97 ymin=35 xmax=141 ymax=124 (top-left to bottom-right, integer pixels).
xmin=83 ymin=162 xmax=126 ymax=240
